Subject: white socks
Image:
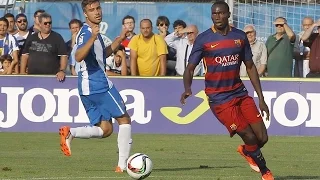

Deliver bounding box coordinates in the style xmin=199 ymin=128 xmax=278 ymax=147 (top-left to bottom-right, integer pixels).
xmin=70 ymin=126 xmax=103 ymax=138
xmin=68 ymin=124 xmax=132 ymax=170
xmin=117 ymin=124 xmax=132 ymax=170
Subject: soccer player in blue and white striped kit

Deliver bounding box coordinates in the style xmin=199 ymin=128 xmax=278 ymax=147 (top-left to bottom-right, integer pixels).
xmin=59 ymin=0 xmax=132 ymax=173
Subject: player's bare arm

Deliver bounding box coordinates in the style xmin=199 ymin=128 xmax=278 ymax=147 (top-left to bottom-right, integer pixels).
xmin=20 ymin=54 xmax=29 ymax=74
xmin=283 ymin=23 xmax=296 ymax=42
xmin=244 ymin=60 xmax=270 ymax=120
xmin=159 ymin=54 xmax=167 ymax=76
xmin=130 ymin=49 xmax=138 ymax=75
xmin=301 ymin=21 xmax=320 ymax=41
xmin=120 ymin=50 xmax=128 ymax=76
xmin=74 ymin=25 xmax=99 ymax=62
xmin=56 ymin=55 xmax=68 ymax=81
xmin=181 ymin=63 xmax=196 ymax=105
xmin=105 ymin=27 xmax=129 ymax=57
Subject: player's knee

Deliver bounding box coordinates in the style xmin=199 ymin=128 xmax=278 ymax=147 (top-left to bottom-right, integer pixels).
xmin=116 ymin=113 xmax=131 ymax=125
xmin=239 ymin=130 xmax=258 ymax=145
xmin=258 ymin=135 xmax=268 ymax=148
xmin=101 ymin=129 xmax=113 ymax=138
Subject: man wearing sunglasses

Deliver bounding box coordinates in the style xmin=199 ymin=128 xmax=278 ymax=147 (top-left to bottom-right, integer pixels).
xmin=20 ymin=12 xmax=68 ymax=82
xmin=14 ymin=14 xmax=30 ymax=60
xmin=156 ymin=16 xmax=177 ymax=76
xmin=240 ymin=25 xmax=267 ymax=77
xmin=265 ymin=17 xmax=295 ymax=77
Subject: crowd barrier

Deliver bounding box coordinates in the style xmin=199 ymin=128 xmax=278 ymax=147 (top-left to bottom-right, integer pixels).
xmin=0 ymin=76 xmax=319 ymax=136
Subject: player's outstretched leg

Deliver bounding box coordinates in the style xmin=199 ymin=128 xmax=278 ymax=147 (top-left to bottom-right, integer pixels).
xmin=115 ymin=112 xmax=132 ymax=173
xmin=237 ymin=126 xmax=274 ymax=180
xmin=59 ymin=121 xmax=113 ymax=156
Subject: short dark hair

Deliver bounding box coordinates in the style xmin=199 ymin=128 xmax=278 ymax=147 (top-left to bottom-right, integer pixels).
xmin=69 ymin=19 xmax=83 ymax=28
xmin=118 ymin=45 xmax=125 ymax=51
xmin=212 ymin=0 xmax=230 ymax=12
xmin=122 ymin=15 xmax=135 ymax=25
xmin=0 ymin=17 xmax=9 ymax=26
xmin=15 ymin=13 xmax=27 ymax=21
xmin=173 ymin=20 xmax=186 ymax=29
xmin=38 ymin=12 xmax=51 ymax=23
xmin=0 ymin=54 xmax=13 ymax=64
xmin=156 ymin=16 xmax=170 ymax=26
xmin=81 ymin=0 xmax=99 ymax=11
xmin=140 ymin=19 xmax=152 ymax=27
xmin=4 ymin=13 xmax=14 ymax=19
xmin=34 ymin=9 xmax=45 ymax=17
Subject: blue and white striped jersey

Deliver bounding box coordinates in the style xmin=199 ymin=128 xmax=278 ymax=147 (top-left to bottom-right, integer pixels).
xmin=73 ymin=23 xmax=113 ymax=95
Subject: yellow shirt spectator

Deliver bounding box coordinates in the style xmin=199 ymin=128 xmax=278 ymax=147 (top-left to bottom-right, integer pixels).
xmin=129 ymin=34 xmax=168 ymax=76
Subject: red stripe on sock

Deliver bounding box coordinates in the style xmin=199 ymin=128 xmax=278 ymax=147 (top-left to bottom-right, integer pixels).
xmin=244 ymin=144 xmax=258 ymax=152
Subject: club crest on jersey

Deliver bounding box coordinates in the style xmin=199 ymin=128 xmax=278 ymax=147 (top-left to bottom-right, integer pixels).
xmin=234 ymin=39 xmax=241 ymax=47
xmin=78 ymin=34 xmax=84 ymax=45
xmin=230 ymin=123 xmax=237 ymax=131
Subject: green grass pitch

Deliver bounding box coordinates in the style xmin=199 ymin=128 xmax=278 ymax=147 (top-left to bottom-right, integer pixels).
xmin=1 ymin=133 xmax=320 ymax=180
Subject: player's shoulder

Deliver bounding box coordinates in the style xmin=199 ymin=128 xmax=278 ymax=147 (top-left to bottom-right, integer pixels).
xmin=195 ymin=28 xmax=213 ymax=43
xmin=79 ymin=24 xmax=92 ymax=35
xmin=50 ymin=31 xmax=64 ymax=38
xmin=198 ymin=28 xmax=213 ymax=38
xmin=153 ymin=34 xmax=165 ymax=42
xmin=230 ymin=27 xmax=247 ymax=38
xmin=130 ymin=34 xmax=141 ymax=42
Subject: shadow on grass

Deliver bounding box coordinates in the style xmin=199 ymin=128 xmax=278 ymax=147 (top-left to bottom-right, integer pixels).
xmin=153 ymin=165 xmax=242 ymax=172
xmin=276 ymin=176 xmax=320 ymax=180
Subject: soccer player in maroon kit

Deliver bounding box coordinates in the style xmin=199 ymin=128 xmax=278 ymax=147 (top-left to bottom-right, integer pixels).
xmin=180 ymin=1 xmax=274 ymax=180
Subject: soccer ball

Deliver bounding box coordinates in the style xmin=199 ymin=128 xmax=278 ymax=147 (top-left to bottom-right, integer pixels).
xmin=126 ymin=153 xmax=153 ymax=180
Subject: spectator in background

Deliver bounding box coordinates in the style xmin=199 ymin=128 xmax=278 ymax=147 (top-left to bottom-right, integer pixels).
xmin=294 ymin=17 xmax=313 ymax=77
xmin=0 ymin=17 xmax=19 ymax=74
xmin=0 ymin=54 xmax=13 ymax=74
xmin=4 ymin=13 xmax=17 ymax=35
xmin=106 ymin=45 xmax=128 ymax=76
xmin=301 ymin=19 xmax=320 ymax=78
xmin=129 ymin=19 xmax=168 ymax=76
xmin=266 ymin=17 xmax=295 ymax=77
xmin=156 ymin=16 xmax=176 ymax=75
xmin=115 ymin=15 xmax=136 ymax=73
xmin=165 ymin=24 xmax=203 ymax=76
xmin=240 ymin=24 xmax=267 ymax=77
xmin=14 ymin=14 xmax=30 ymax=60
xmin=29 ymin=9 xmax=45 ymax=34
xmin=66 ymin=19 xmax=83 ymax=75
xmin=20 ymin=13 xmax=68 ymax=81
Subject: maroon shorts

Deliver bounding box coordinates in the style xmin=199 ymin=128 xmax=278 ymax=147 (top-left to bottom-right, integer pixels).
xmin=210 ymin=95 xmax=262 ymax=137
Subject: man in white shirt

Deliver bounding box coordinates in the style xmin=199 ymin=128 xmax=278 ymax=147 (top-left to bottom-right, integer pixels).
xmin=240 ymin=24 xmax=267 ymax=77
xmin=165 ymin=24 xmax=202 ymax=76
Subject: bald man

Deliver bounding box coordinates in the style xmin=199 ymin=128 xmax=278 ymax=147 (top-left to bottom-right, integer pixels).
xmin=294 ymin=17 xmax=313 ymax=77
xmin=165 ymin=24 xmax=203 ymax=76
xmin=240 ymin=24 xmax=267 ymax=77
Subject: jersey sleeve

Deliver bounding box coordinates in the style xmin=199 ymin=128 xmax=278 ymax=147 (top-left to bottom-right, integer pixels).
xmin=76 ymin=29 xmax=92 ymax=49
xmin=22 ymin=34 xmax=33 ymax=54
xmin=56 ymin=33 xmax=68 ymax=56
xmin=128 ymin=35 xmax=138 ymax=52
xmin=188 ymin=36 xmax=204 ymax=66
xmin=241 ymin=36 xmax=253 ymax=62
xmin=155 ymin=35 xmax=168 ymax=56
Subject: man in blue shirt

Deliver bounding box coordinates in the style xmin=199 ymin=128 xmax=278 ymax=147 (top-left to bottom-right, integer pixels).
xmin=59 ymin=0 xmax=132 ymax=173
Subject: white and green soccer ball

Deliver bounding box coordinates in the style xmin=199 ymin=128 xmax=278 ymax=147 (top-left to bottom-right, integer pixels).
xmin=126 ymin=153 xmax=153 ymax=180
